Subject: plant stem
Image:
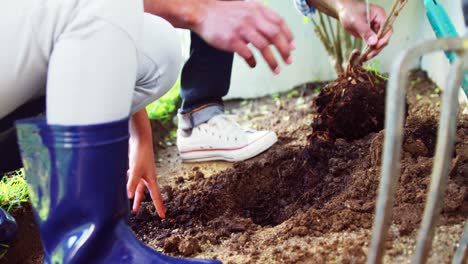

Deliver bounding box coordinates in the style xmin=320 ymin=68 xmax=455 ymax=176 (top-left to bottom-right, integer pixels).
xmin=319 ymin=12 xmax=333 ymax=48
xmin=311 ymin=14 xmax=334 ymax=56
xmin=335 ymin=20 xmax=344 ymax=75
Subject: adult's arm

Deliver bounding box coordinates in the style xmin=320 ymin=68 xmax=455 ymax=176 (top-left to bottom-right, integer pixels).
xmin=296 ymin=0 xmax=392 ymax=60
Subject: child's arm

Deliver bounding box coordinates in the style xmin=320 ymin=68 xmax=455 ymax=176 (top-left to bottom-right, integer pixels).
xmin=128 ymin=109 xmax=166 ymax=218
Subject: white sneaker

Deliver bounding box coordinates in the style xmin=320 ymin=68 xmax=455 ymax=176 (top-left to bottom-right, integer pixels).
xmin=177 ymin=114 xmax=277 ymax=162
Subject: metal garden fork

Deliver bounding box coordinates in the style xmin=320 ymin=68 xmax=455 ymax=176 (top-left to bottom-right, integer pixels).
xmin=367 ymin=37 xmax=468 ymax=264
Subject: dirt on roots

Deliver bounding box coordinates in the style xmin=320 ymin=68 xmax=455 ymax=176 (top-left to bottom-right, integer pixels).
xmin=311 ymin=69 xmax=388 ymax=141
xmin=130 ymin=71 xmax=467 ymax=263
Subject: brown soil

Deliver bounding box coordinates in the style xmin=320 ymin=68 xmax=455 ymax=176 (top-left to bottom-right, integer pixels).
xmin=0 ymin=204 xmax=42 ymax=264
xmin=2 ymin=70 xmax=466 ymax=264
xmin=129 ymin=70 xmax=467 ymax=263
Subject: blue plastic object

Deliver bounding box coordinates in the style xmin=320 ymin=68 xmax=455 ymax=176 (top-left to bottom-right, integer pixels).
xmin=424 ymin=0 xmax=468 ymax=96
xmin=0 ymin=207 xmax=17 ymax=244
xmin=16 ymin=117 xmax=221 ymax=264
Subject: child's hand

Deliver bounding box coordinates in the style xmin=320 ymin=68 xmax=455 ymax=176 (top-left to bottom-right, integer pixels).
xmin=127 ymin=110 xmax=166 ymax=218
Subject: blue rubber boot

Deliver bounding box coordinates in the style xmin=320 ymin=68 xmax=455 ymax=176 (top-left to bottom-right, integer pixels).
xmin=0 ymin=207 xmax=17 ymax=244
xmin=16 ymin=117 xmax=221 ymax=264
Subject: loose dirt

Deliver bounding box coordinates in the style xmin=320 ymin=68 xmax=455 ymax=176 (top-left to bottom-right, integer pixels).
xmin=2 ymin=70 xmax=466 ymax=264
xmin=1 ymin=205 xmax=42 ymax=264
xmin=129 ymin=70 xmax=467 ymax=263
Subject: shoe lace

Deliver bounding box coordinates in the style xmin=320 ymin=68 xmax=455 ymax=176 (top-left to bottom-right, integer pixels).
xmin=202 ymin=115 xmax=246 ymax=142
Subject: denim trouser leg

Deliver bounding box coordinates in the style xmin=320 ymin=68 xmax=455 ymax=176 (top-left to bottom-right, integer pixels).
xmin=179 ymin=32 xmax=234 ymax=130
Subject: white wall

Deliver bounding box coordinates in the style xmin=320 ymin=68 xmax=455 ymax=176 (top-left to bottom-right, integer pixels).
xmin=225 ymin=0 xmax=466 ymax=99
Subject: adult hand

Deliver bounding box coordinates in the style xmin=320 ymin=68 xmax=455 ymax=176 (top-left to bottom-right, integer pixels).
xmin=127 ymin=110 xmax=166 ymax=218
xmin=192 ymin=0 xmax=295 ymax=74
xmin=337 ymin=2 xmax=392 ymax=60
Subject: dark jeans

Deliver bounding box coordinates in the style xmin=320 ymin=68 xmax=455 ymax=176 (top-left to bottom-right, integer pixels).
xmin=178 ymin=32 xmax=234 ymax=130
xmin=0 ymin=97 xmax=45 ymax=174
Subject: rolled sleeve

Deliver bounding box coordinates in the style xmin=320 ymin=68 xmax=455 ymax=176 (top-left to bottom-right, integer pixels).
xmin=294 ymin=0 xmax=315 ymax=16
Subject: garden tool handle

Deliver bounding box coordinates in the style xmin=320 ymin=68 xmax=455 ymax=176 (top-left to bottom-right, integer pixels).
xmin=424 ymin=0 xmax=468 ymax=97
xmin=424 ymin=0 xmax=457 ymax=37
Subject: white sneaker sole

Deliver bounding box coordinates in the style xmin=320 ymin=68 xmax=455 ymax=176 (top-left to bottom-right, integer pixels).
xmin=179 ymin=132 xmax=278 ymax=162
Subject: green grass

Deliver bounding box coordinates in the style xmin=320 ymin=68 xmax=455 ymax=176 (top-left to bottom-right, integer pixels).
xmin=146 ymin=79 xmax=181 ymax=123
xmin=0 ymin=169 xmax=29 ymax=212
xmin=0 ymin=170 xmax=29 ymax=259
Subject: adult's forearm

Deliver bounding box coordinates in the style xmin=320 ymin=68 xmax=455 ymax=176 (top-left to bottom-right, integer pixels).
xmin=143 ymin=0 xmax=212 ymax=29
xmin=306 ymin=0 xmax=349 ymax=19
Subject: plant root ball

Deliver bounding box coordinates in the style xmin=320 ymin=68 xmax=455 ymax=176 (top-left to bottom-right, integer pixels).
xmin=311 ymin=71 xmax=387 ymax=141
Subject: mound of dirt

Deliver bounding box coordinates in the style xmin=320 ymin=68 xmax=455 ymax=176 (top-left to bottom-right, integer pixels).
xmin=129 ymin=70 xmax=467 ymax=262
xmin=130 ymin=113 xmax=467 ymax=258
xmin=2 ymin=71 xmax=464 ymax=264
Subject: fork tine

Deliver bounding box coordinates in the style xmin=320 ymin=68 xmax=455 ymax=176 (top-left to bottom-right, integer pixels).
xmin=412 ymin=53 xmax=467 ymax=264
xmin=367 ymin=46 xmax=411 ymax=264
xmin=368 ymin=38 xmax=468 ymax=264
